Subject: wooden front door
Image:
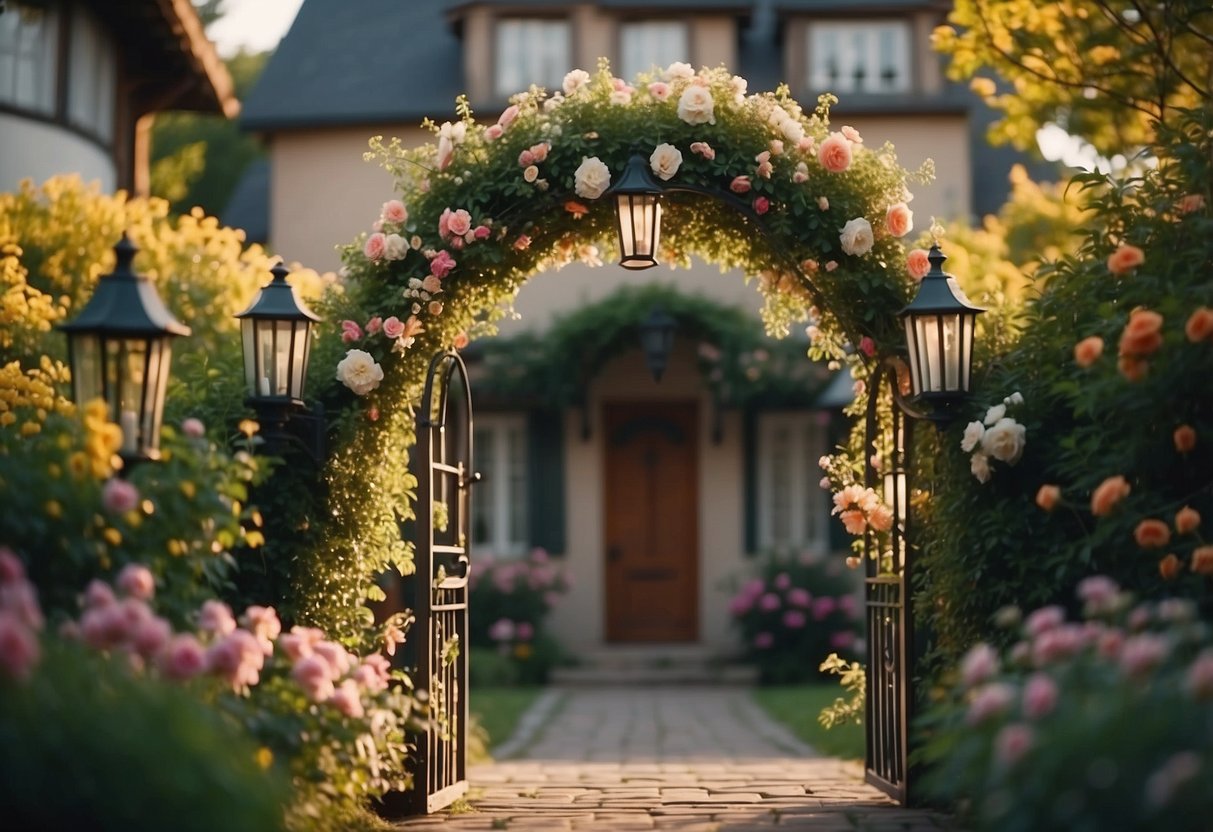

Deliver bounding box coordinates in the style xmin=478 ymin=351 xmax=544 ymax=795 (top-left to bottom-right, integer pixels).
xmin=604 ymin=401 xmax=699 ymax=642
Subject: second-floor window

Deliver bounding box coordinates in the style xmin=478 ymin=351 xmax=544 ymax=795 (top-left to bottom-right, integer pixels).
xmin=0 ymin=3 xmax=58 ymax=116
xmin=808 ymin=21 xmax=911 ymax=95
xmin=495 ymin=18 xmax=570 ymax=97
xmin=620 ymin=21 xmax=688 ymax=79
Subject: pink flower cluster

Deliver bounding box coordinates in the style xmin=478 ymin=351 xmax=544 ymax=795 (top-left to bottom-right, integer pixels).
xmin=0 ymin=548 xmax=43 ymax=681
xmin=831 ymin=484 xmax=894 ymax=535
xmin=439 ymin=207 xmax=491 ymax=249
xmin=729 ymin=569 xmax=860 ymax=654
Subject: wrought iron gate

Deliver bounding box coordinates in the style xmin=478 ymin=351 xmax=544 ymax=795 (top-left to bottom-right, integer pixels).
xmin=862 ymin=360 xmax=916 ymax=803
xmin=405 ymin=350 xmax=477 ymax=814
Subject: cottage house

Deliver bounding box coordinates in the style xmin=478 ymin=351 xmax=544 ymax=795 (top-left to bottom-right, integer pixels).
xmin=241 ymin=0 xmax=1025 ymax=660
xmin=0 ymin=0 xmax=235 ymax=193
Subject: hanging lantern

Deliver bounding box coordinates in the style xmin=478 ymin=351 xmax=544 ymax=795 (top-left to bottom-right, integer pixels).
xmin=638 ymin=306 xmax=677 ymax=382
xmin=898 ymin=244 xmax=984 ymax=408
xmin=610 ymin=154 xmax=663 ymax=270
xmin=235 ymin=261 xmax=321 ymax=405
xmin=58 ymin=234 xmax=190 ymax=463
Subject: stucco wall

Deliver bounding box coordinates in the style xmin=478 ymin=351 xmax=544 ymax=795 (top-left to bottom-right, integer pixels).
xmin=1 ymin=115 xmax=114 ymax=192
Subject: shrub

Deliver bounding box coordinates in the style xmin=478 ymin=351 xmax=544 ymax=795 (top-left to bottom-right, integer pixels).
xmin=917 ymin=576 xmax=1213 ymax=831
xmin=728 ymin=551 xmax=862 ymax=683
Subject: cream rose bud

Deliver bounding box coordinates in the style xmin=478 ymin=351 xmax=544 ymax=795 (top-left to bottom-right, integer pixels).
xmin=960 ymin=420 xmax=986 ymax=453
xmin=649 ymin=143 xmax=683 ymax=181
xmin=574 ymin=156 xmax=611 ymax=200
xmin=1004 ymin=391 xmax=1024 ymax=406
xmin=384 ymin=233 xmax=408 ymax=260
xmin=839 ymin=217 xmax=874 ymax=256
xmin=562 ymin=69 xmax=590 ymax=95
xmin=970 ymin=452 xmax=992 ymax=483
xmin=336 ymin=349 xmax=384 ymax=396
xmin=677 ymin=85 xmax=716 ymax=125
xmin=981 ymin=417 xmax=1027 ymax=464
xmin=523 ymin=164 xmax=539 ymax=183
xmin=984 ymin=403 xmax=1006 ymax=426
xmin=665 ymin=61 xmax=695 ymax=81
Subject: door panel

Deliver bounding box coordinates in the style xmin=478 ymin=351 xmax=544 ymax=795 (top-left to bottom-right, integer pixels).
xmin=604 ymin=401 xmax=699 ymax=642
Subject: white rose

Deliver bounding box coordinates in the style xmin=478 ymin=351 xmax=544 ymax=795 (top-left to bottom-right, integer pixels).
xmin=649 ymin=143 xmax=683 ymax=181
xmin=523 ymin=164 xmax=539 ymax=183
xmin=960 ymin=420 xmax=985 ymax=453
xmin=336 ymin=349 xmax=384 ymax=396
xmin=562 ymin=69 xmax=590 ymax=95
xmin=984 ymin=403 xmax=1006 ymax=426
xmin=780 ymin=117 xmax=805 ymax=144
xmin=677 ymin=86 xmax=716 ymax=125
xmin=544 ymin=93 xmax=564 ymax=113
xmin=981 ymin=417 xmax=1027 ymax=464
xmin=384 ymin=233 xmax=408 ymax=260
xmin=1004 ymin=391 xmax=1024 ymax=407
xmin=574 ymin=156 xmax=611 ymax=200
xmin=665 ymin=61 xmax=695 ymax=81
xmin=731 ymin=75 xmax=748 ymax=104
xmin=839 ymin=217 xmax=874 ymax=256
xmin=970 ymin=452 xmax=992 ymax=484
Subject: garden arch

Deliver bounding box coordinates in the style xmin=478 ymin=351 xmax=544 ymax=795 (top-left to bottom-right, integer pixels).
xmin=309 ymin=64 xmax=934 ymax=809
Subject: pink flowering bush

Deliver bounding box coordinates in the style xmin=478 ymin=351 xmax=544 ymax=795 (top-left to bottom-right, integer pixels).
xmin=729 ymin=551 xmax=862 ymax=683
xmin=918 ymin=577 xmax=1213 ymax=831
xmin=469 ymin=548 xmax=569 ymax=684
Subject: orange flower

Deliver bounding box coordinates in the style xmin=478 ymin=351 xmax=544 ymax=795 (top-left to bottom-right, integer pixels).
xmin=1035 ymin=484 xmax=1060 ymax=511
xmin=1117 ymin=355 xmax=1148 ymax=382
xmin=564 ymin=200 xmax=589 ymax=219
xmin=1133 ymin=519 xmax=1171 ymax=549
xmin=840 ymin=509 xmax=867 ymax=535
xmin=1175 ymin=506 xmax=1201 ymax=535
xmin=1107 ymin=244 xmax=1145 ymax=275
xmin=1174 ymin=424 xmax=1197 ymax=453
xmin=1192 ymin=546 xmax=1213 ymax=576
xmin=1159 ymin=553 xmax=1182 ymax=581
xmin=1118 ymin=309 xmax=1163 ymax=357
xmin=1185 ymin=307 xmax=1213 ymax=342
xmin=1074 ymin=336 xmax=1103 ymax=368
xmin=1091 ymin=475 xmax=1130 ymax=517
xmin=1177 ymin=194 xmax=1205 ymax=214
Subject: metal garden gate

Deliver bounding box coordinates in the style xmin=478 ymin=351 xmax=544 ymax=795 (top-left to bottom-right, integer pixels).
xmin=404 ymin=349 xmax=478 ymax=814
xmin=862 ymin=360 xmax=916 ymax=804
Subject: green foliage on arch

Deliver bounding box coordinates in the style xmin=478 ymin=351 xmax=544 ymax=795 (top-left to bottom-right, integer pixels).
xmin=295 ymin=62 xmax=929 ymax=638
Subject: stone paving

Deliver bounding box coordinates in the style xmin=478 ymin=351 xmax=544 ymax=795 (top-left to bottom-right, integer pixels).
xmin=393 ymin=687 xmax=954 ymax=831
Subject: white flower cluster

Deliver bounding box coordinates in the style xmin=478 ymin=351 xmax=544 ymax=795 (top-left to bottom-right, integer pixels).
xmin=961 ymin=392 xmax=1027 ymax=483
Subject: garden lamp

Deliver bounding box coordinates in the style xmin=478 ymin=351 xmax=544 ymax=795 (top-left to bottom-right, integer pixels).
xmin=609 ymin=154 xmax=663 ymax=270
xmin=58 ymin=233 xmax=191 ymax=464
xmin=898 ymin=244 xmax=983 ymax=419
xmin=638 ymin=305 xmax=677 ymax=382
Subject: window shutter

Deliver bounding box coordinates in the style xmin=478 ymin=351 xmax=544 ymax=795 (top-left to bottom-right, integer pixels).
xmin=526 ymin=409 xmax=566 ymax=554
xmin=743 ymin=409 xmax=758 ymax=555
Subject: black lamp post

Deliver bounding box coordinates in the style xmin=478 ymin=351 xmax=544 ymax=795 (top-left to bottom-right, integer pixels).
xmin=58 ymin=234 xmax=190 ymax=465
xmin=638 ymin=305 xmax=676 ymax=381
xmin=235 ymin=261 xmax=323 ymax=457
xmin=610 ymin=154 xmax=663 ymax=270
xmin=898 ymin=244 xmax=983 ymax=425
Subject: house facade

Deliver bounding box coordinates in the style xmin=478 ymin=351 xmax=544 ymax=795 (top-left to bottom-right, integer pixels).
xmin=242 ymin=0 xmax=1015 ymax=656
xmin=0 ymin=0 xmax=235 ymax=194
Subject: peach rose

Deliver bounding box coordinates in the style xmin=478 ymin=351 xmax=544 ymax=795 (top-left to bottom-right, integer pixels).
xmin=1185 ymin=307 xmax=1213 ymax=342
xmin=1191 ymin=546 xmax=1213 ymax=575
xmin=1174 ymin=424 xmax=1197 ymax=453
xmin=446 ymin=209 xmax=472 ymax=239
xmin=1134 ymin=519 xmax=1171 ymax=549
xmin=818 ymin=132 xmax=852 ymax=173
xmin=1074 ymin=336 xmax=1104 ymax=367
xmin=1159 ymin=553 xmax=1182 ymax=581
xmin=381 ymin=199 xmax=407 ymax=225
xmin=1118 ymin=309 xmax=1163 ymax=357
xmin=1091 ymin=475 xmax=1130 ymax=516
xmin=1175 ymin=506 xmax=1201 ymax=535
xmin=497 ymin=104 xmax=519 ymax=129
xmin=1035 ymin=485 xmax=1060 ymax=512
xmin=484 ymin=124 xmax=503 ymax=141
xmin=453 ymin=331 xmax=470 ymax=350
xmin=906 ymin=248 xmax=930 ymax=281
xmin=1117 ymin=355 xmax=1147 ymax=382
xmin=1107 ymin=244 xmax=1145 ymax=275
xmin=647 ymin=81 xmax=671 ymax=102
xmin=730 ymin=175 xmax=751 ymax=194
xmin=1177 ymin=194 xmax=1205 ymax=214
xmin=885 ymin=203 xmax=913 ymax=238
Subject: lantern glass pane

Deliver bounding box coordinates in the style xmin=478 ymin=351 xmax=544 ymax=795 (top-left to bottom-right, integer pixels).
xmin=902 ymin=317 xmax=921 ymax=396
xmin=256 ymin=319 xmax=275 ymax=397
xmin=943 ymin=313 xmax=960 ymax=392
xmin=960 ymin=312 xmax=975 ymax=391
xmin=290 ymin=321 xmax=311 ymax=399
xmin=143 ymin=339 xmax=171 ymax=454
xmin=69 ymin=333 xmax=103 ymax=405
xmin=616 ymin=194 xmax=661 ymax=268
xmin=241 ymin=317 xmax=257 ymax=396
xmin=271 ymin=320 xmax=293 ymax=396
xmin=913 ymin=314 xmax=942 ymax=392
xmin=107 ymin=337 xmax=147 ymax=454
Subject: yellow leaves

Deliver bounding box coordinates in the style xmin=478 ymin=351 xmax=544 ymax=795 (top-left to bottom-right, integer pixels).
xmin=255 ymin=747 xmax=274 ymax=770
xmin=167 ymin=539 xmax=188 ymax=557
xmin=244 ymin=530 xmax=265 ymax=549
xmin=102 ymin=527 xmax=122 ymax=547
xmin=44 ymin=500 xmax=62 ymax=519
xmin=969 ymin=78 xmax=998 ymax=99
xmin=179 ymin=480 xmax=196 ymax=499
xmin=237 ymin=419 xmax=260 ymax=438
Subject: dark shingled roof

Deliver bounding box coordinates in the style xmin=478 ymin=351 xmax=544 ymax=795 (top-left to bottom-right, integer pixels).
xmin=221 ymin=158 xmax=270 ymax=245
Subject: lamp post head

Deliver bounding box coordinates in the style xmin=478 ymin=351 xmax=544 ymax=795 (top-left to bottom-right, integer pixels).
xmin=638 ymin=305 xmax=677 ymax=382
xmin=235 ymin=260 xmax=321 ymax=404
xmin=609 ymin=153 xmax=664 ymax=270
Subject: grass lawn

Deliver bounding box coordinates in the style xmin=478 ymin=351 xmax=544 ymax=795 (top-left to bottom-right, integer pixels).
xmin=470 ymin=687 xmax=545 ymax=756
xmin=751 ymin=685 xmax=864 ymax=760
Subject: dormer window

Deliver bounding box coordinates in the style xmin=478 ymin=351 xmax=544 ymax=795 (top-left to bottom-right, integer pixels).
xmin=808 ymin=21 xmax=911 ymax=95
xmin=495 ymin=18 xmax=570 ymax=98
xmin=620 ymin=21 xmax=689 ymax=79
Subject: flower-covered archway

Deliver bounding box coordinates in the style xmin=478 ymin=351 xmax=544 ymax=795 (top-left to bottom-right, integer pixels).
xmin=299 ymin=61 xmax=930 ymax=639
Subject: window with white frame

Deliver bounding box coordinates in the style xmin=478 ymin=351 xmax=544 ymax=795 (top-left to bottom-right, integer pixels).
xmin=67 ymin=6 xmax=116 ymax=142
xmin=0 ymin=2 xmax=59 ymax=116
xmin=808 ymin=21 xmax=911 ymax=95
xmin=755 ymin=412 xmax=831 ymax=554
xmin=620 ymin=21 xmax=688 ymax=79
xmin=494 ymin=18 xmax=570 ymax=98
xmin=472 ymin=414 xmax=530 ymax=557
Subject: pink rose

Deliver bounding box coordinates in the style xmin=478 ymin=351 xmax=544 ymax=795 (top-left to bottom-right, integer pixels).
xmin=363 ymin=232 xmax=387 ymax=261
xmin=84 ymin=579 xmax=116 ymax=610
xmin=818 ymin=132 xmax=852 ymax=173
xmin=102 ymin=479 xmax=139 ymax=515
xmin=730 ymin=175 xmax=751 ymax=194
xmin=292 ymin=654 xmax=334 ymax=702
xmin=353 ymin=653 xmax=391 ymax=693
xmin=966 ymin=682 xmax=1015 ymax=725
xmin=906 ymin=248 xmax=930 ymax=281
xmin=382 ymin=316 xmax=405 ymax=339
xmin=80 ymin=604 xmax=130 ymax=650
xmin=755 ymin=150 xmax=773 ymax=179
xmin=787 ymin=588 xmax=812 ymax=608
xmin=330 ymin=678 xmax=365 ymax=718
xmin=885 ymin=203 xmax=913 ymax=237
xmin=497 ymin=104 xmax=519 ymax=129
xmin=430 ymin=250 xmax=456 ymax=280
xmin=1120 ymin=633 xmax=1169 ymax=678
xmin=1107 ymin=243 xmax=1145 ymax=275
xmin=116 ymin=564 xmax=155 ymax=600
xmin=689 ymin=141 xmax=715 ymax=160
xmin=381 ymin=199 xmax=407 ymax=225
xmin=446 ymin=208 xmax=472 ymax=238
xmin=131 ymin=615 xmax=171 ymax=659
xmin=1025 ymin=605 xmax=1065 ymax=637
xmin=0 ymin=611 xmax=39 ymax=681
xmin=0 ymin=580 xmax=40 ymax=631
xmin=797 ymin=136 xmax=816 ymax=154
xmin=530 ymin=142 xmax=549 ymax=163
xmin=518 ymin=149 xmax=535 ymax=167
xmin=158 ymin=633 xmax=206 ymax=680
xmin=769 ymin=139 xmax=784 ymax=156
xmin=181 ymin=418 xmax=205 ymax=439
xmin=812 ymin=596 xmax=837 ymax=620
xmin=484 ymin=124 xmax=503 ymax=141
xmin=783 ymin=610 xmax=806 ymax=629
xmin=438 ymin=207 xmax=452 ymax=239
xmin=0 ymin=548 xmax=25 ymax=584
xmin=207 ymin=629 xmax=264 ymax=690
xmin=341 ymin=319 xmax=363 ymax=343
xmin=313 ymin=641 xmax=352 ymax=679
xmin=473 ymin=225 xmax=491 ymax=240
xmin=514 ymin=235 xmax=531 ymax=251
xmin=1022 ymin=673 xmax=1058 ymax=719
xmin=242 ymin=605 xmax=281 ymax=654
xmin=197 ymin=600 xmax=236 ymax=637
xmin=754 ymin=196 xmax=770 ymax=215
xmin=830 ymin=630 xmax=856 ymax=649
xmin=648 ymin=81 xmax=671 ymax=101
xmin=365 ymin=316 xmax=382 ymax=335
xmin=995 ymin=723 xmax=1034 ymax=766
